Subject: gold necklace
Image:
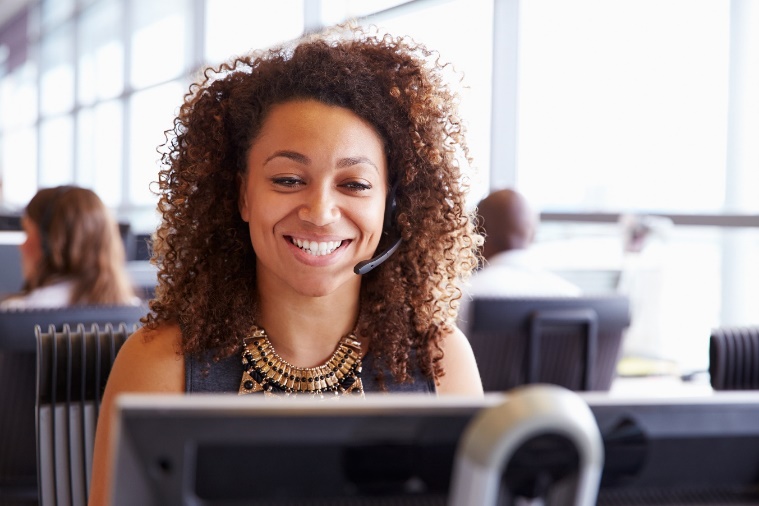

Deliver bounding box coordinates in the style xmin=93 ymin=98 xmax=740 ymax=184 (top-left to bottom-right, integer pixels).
xmin=238 ymin=324 xmax=364 ymax=397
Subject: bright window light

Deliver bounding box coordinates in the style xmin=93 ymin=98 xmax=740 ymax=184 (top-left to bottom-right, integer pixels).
xmin=517 ymin=0 xmax=730 ymax=213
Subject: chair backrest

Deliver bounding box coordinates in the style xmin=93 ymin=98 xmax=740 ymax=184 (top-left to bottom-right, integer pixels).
xmin=0 ymin=305 xmax=145 ymax=505
xmin=709 ymin=326 xmax=759 ymax=390
xmin=468 ymin=296 xmax=630 ymax=392
xmin=36 ymin=324 xmax=133 ymax=506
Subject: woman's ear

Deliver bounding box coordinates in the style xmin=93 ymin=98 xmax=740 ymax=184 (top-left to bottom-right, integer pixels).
xmin=237 ymin=173 xmax=249 ymax=223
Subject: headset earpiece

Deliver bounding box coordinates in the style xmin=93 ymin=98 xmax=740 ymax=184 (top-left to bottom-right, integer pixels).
xmin=354 ymin=180 xmax=403 ymax=275
xmin=384 ymin=191 xmax=397 ymax=235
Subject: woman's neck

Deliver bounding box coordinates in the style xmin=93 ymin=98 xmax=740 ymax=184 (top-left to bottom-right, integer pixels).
xmin=255 ymin=281 xmax=361 ymax=368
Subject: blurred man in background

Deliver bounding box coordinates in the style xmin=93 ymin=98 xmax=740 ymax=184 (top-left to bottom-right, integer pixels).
xmin=458 ymin=188 xmax=581 ymax=333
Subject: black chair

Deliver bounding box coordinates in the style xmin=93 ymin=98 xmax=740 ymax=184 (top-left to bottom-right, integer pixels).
xmin=468 ymin=296 xmax=631 ymax=392
xmin=0 ymin=213 xmax=21 ymax=231
xmin=0 ymin=306 xmax=145 ymax=506
xmin=36 ymin=324 xmax=133 ymax=506
xmin=709 ymin=326 xmax=759 ymax=390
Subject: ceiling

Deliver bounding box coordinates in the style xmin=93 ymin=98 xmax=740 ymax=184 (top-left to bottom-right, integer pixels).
xmin=0 ymin=0 xmax=31 ymax=31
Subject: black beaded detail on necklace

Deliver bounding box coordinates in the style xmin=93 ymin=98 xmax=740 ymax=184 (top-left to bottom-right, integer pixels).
xmin=238 ymin=324 xmax=364 ymax=397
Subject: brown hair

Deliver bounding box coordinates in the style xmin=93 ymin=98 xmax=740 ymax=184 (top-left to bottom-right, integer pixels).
xmin=24 ymin=185 xmax=136 ymax=305
xmin=147 ymin=26 xmax=481 ymax=386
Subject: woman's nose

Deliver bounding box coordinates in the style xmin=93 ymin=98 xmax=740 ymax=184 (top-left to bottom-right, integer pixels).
xmin=298 ymin=188 xmax=340 ymax=226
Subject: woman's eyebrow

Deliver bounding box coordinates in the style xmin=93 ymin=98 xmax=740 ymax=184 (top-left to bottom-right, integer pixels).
xmin=336 ymin=156 xmax=379 ymax=173
xmin=264 ymin=150 xmax=310 ymax=165
xmin=265 ymin=151 xmax=379 ymax=173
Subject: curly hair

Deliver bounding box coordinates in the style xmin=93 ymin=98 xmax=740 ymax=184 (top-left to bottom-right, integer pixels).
xmin=146 ymin=26 xmax=481 ymax=387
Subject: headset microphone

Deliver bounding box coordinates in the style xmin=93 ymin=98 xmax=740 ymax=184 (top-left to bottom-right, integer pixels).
xmin=354 ymin=181 xmax=402 ymax=275
xmin=353 ymin=236 xmax=402 ymax=275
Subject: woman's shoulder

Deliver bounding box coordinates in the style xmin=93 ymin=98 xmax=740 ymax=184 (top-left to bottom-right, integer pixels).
xmin=122 ymin=322 xmax=182 ymax=354
xmin=435 ymin=324 xmax=484 ymax=397
xmin=109 ymin=321 xmax=185 ymax=393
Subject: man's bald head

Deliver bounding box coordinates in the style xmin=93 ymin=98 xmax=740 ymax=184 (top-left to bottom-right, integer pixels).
xmin=476 ymin=189 xmax=537 ymax=260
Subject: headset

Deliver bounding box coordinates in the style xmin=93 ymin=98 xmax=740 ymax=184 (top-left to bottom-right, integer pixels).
xmin=353 ymin=181 xmax=403 ymax=275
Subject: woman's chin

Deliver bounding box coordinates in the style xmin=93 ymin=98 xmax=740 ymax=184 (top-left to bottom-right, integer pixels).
xmin=290 ymin=273 xmax=360 ymax=300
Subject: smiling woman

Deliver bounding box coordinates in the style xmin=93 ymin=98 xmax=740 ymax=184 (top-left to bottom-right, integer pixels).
xmin=88 ymin=24 xmax=483 ymax=506
xmin=241 ymin=100 xmax=388 ymax=301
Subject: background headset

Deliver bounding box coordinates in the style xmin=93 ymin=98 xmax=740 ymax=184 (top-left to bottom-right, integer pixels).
xmin=353 ymin=180 xmax=403 ymax=275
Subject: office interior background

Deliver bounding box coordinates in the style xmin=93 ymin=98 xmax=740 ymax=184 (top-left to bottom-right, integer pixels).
xmin=0 ymin=0 xmax=757 ymax=376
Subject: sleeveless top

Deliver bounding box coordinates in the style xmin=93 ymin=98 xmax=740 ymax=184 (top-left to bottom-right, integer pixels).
xmin=185 ymin=348 xmax=436 ymax=394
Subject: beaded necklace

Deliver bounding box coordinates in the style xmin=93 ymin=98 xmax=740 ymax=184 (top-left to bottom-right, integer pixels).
xmin=238 ymin=324 xmax=364 ymax=397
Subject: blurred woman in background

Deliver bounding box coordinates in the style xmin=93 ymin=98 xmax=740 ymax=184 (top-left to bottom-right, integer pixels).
xmin=0 ymin=185 xmax=138 ymax=309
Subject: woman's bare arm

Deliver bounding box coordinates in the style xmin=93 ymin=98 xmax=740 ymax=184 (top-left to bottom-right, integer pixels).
xmin=435 ymin=326 xmax=484 ymax=396
xmin=88 ymin=323 xmax=185 ymax=506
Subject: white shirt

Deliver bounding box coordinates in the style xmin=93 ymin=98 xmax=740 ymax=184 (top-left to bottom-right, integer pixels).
xmin=0 ymin=280 xmax=75 ymax=310
xmin=457 ymin=249 xmax=582 ymax=335
xmin=0 ymin=280 xmax=143 ymax=310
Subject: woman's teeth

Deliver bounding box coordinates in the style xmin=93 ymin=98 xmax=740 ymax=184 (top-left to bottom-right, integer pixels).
xmin=292 ymin=238 xmax=342 ymax=256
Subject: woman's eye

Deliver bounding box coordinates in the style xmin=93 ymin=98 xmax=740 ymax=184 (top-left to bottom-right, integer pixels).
xmin=271 ymin=177 xmax=302 ymax=188
xmin=342 ymin=181 xmax=372 ymax=192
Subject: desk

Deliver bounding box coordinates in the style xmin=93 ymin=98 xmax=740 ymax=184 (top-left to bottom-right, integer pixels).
xmin=609 ymin=375 xmax=714 ymax=398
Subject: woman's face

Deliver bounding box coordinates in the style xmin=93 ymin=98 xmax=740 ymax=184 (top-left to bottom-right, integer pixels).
xmin=19 ymin=216 xmax=43 ymax=282
xmin=239 ymin=99 xmax=388 ymax=298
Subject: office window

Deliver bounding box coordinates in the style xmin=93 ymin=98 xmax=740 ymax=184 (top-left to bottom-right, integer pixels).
xmin=40 ymin=22 xmax=75 ymax=116
xmin=128 ymin=81 xmax=185 ymax=206
xmin=515 ymin=0 xmax=759 ymax=373
xmin=0 ymin=61 xmax=37 ymax=132
xmin=0 ymin=128 xmax=37 ymax=206
xmin=320 ymin=0 xmax=413 ymax=24
xmin=130 ymin=0 xmax=190 ymax=89
xmin=40 ymin=0 xmax=75 ymax=29
xmin=78 ymin=0 xmax=124 ymax=105
xmin=0 ymin=60 xmax=37 ymax=207
xmin=39 ymin=115 xmax=74 ymax=187
xmin=77 ymin=100 xmax=123 ymax=206
xmin=517 ymin=0 xmax=730 ymax=214
xmin=363 ymin=0 xmax=494 ymax=204
xmin=204 ymin=0 xmax=304 ymax=65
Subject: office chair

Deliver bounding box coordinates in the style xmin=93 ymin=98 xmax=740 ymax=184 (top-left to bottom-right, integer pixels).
xmin=36 ymin=323 xmax=134 ymax=506
xmin=709 ymin=325 xmax=759 ymax=390
xmin=0 ymin=306 xmax=144 ymax=506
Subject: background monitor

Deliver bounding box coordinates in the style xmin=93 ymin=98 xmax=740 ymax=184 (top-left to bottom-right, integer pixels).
xmin=469 ymin=296 xmax=631 ymax=391
xmin=0 ymin=213 xmax=21 ymax=231
xmin=0 ymin=231 xmax=24 ymax=299
xmin=111 ymin=391 xmax=759 ymax=506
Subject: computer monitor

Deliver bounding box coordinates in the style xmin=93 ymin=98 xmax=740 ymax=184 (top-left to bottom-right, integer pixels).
xmin=110 ymin=391 xmax=759 ymax=506
xmin=587 ymin=391 xmax=759 ymax=504
xmin=0 ymin=213 xmax=22 ymax=231
xmin=110 ymin=394 xmax=502 ymax=506
xmin=469 ymin=296 xmax=631 ymax=391
xmin=0 ymin=231 xmax=24 ymax=299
